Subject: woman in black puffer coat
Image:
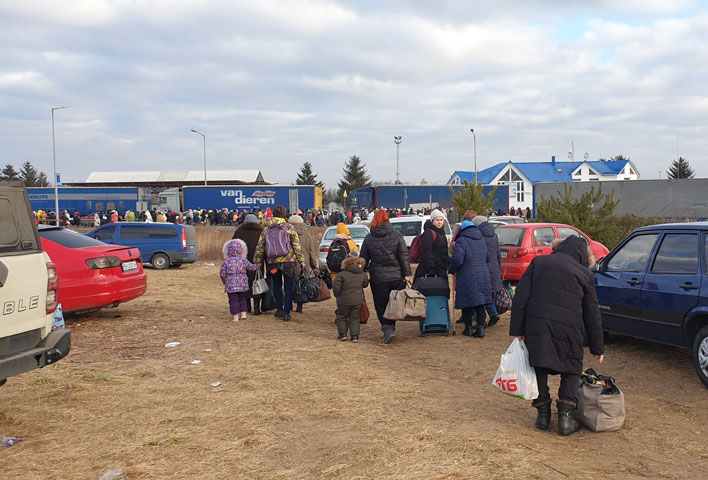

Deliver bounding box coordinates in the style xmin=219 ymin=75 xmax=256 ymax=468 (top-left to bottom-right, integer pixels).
xmin=232 ymin=214 xmax=264 ymax=314
xmin=414 ymin=210 xmax=449 ymax=280
xmin=359 ymin=209 xmax=411 ymax=344
xmin=509 ymin=235 xmax=604 ymax=436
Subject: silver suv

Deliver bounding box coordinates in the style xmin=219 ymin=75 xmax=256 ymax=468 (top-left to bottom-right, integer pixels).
xmin=0 ymin=181 xmax=70 ymax=384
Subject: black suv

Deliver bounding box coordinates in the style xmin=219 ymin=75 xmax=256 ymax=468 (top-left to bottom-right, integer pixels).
xmin=593 ymin=222 xmax=708 ymax=387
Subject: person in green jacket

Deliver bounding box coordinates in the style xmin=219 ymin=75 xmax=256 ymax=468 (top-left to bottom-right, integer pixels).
xmin=332 ymin=256 xmax=369 ymax=343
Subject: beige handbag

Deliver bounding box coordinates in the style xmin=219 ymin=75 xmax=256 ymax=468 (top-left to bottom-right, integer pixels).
xmin=383 ymin=288 xmax=427 ymax=321
xmin=576 ymin=371 xmax=626 ymax=432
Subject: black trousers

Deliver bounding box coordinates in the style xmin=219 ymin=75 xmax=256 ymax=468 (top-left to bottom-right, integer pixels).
xmin=461 ymin=305 xmax=486 ymax=327
xmin=370 ymin=280 xmax=402 ymax=327
xmin=535 ymin=367 xmax=580 ymax=405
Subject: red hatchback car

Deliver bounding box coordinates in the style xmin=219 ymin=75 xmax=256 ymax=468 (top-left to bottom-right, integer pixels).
xmin=497 ymin=223 xmax=609 ymax=283
xmin=38 ymin=225 xmax=147 ymax=313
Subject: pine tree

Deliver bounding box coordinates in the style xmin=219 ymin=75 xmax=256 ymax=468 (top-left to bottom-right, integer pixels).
xmin=667 ymin=157 xmax=695 ymax=179
xmin=536 ymin=184 xmax=619 ymax=240
xmin=449 ymin=181 xmax=499 ymax=217
xmin=295 ymin=162 xmax=324 ymax=187
xmin=610 ymin=154 xmax=630 ymax=161
xmin=19 ymin=161 xmax=41 ymax=187
xmin=337 ymin=155 xmax=372 ymax=206
xmin=38 ymin=172 xmax=50 ymax=187
xmin=1 ymin=163 xmax=19 ymax=180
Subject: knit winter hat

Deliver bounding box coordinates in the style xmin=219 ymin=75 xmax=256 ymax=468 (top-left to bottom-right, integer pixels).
xmin=336 ymin=222 xmax=350 ymax=235
xmin=430 ymin=209 xmax=445 ymax=221
xmin=288 ymin=215 xmax=304 ymax=224
xmin=471 ymin=215 xmax=488 ymax=226
xmin=244 ymin=214 xmax=259 ymax=224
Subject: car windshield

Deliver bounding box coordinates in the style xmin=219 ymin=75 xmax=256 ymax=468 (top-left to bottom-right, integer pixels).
xmin=391 ymin=221 xmax=421 ymax=237
xmin=496 ymin=227 xmax=526 ymax=247
xmin=40 ymin=228 xmax=109 ymax=248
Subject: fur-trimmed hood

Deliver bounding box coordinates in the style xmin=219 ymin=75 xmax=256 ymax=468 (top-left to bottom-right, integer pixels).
xmin=223 ymin=238 xmax=248 ymax=259
xmin=551 ymin=236 xmax=596 ymax=269
xmin=341 ymin=256 xmax=366 ymax=273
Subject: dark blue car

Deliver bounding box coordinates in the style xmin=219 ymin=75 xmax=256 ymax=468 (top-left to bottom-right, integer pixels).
xmin=88 ymin=222 xmax=198 ymax=270
xmin=593 ymin=222 xmax=708 ymax=388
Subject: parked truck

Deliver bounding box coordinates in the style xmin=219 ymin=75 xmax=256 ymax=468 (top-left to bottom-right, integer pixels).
xmin=183 ymin=185 xmax=323 ymax=213
xmin=27 ymin=187 xmax=151 ymax=216
xmin=348 ymin=184 xmax=509 ymax=212
xmin=1 ymin=181 xmax=71 ymax=385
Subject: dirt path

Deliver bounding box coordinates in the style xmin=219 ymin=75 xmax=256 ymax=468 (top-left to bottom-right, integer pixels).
xmin=1 ymin=265 xmax=706 ymax=479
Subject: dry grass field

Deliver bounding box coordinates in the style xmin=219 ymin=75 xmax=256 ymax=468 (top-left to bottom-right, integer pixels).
xmin=1 ymin=233 xmax=707 ymax=478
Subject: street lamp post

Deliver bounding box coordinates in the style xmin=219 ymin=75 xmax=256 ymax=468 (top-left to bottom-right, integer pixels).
xmin=470 ymin=128 xmax=477 ymax=185
xmin=190 ymin=129 xmax=207 ymax=185
xmin=52 ymin=106 xmax=70 ymax=224
xmin=394 ymin=136 xmax=402 ymax=184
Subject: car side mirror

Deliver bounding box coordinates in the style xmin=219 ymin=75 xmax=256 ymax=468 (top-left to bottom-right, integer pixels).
xmin=589 ymin=263 xmax=599 ymax=273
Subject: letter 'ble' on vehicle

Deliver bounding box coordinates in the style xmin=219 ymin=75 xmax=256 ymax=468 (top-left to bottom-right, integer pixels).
xmin=0 ymin=181 xmax=71 ymax=383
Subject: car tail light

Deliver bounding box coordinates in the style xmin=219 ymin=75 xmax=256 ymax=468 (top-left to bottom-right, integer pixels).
xmin=46 ymin=261 xmax=58 ymax=314
xmin=513 ymin=248 xmax=528 ymax=258
xmin=319 ymin=245 xmax=329 ymax=253
xmin=86 ymin=256 xmax=121 ymax=269
xmin=182 ymin=228 xmax=186 ymax=250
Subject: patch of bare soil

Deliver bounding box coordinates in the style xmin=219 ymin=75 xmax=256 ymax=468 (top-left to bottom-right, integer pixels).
xmin=1 ymin=265 xmax=706 ymax=479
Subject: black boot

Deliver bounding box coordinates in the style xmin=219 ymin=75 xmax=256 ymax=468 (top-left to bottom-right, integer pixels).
xmin=253 ymin=300 xmax=261 ymax=316
xmin=557 ymin=400 xmax=581 ymax=436
xmin=462 ymin=325 xmax=474 ymax=337
xmin=532 ymin=399 xmax=552 ymax=431
xmin=246 ymin=300 xmax=252 ymax=313
xmin=487 ymin=314 xmax=500 ymax=327
xmin=472 ymin=324 xmax=485 ymax=338
xmin=295 ymin=303 xmax=303 ymax=313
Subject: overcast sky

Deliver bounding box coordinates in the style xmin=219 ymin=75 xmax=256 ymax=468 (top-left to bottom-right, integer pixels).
xmin=2 ymin=0 xmax=707 ymax=188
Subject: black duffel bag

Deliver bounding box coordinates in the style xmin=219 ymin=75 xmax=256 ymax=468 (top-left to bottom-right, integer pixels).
xmin=413 ymin=275 xmax=450 ymax=298
xmin=293 ymin=273 xmax=321 ymax=304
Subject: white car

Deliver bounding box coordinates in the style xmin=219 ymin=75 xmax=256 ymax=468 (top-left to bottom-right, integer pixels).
xmin=317 ymin=225 xmax=370 ymax=266
xmin=388 ymin=215 xmax=452 ymax=247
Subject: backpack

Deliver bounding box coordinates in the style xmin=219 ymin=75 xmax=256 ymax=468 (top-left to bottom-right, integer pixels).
xmin=409 ymin=231 xmax=436 ymax=263
xmin=326 ymin=239 xmax=350 ymax=272
xmin=265 ymin=223 xmax=291 ymax=260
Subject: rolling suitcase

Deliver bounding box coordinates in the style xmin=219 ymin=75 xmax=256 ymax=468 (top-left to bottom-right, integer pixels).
xmin=419 ymin=296 xmax=450 ymax=336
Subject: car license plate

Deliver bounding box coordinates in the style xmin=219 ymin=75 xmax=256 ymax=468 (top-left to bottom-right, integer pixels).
xmin=122 ymin=261 xmax=138 ymax=272
xmin=501 ymin=251 xmax=508 ymax=259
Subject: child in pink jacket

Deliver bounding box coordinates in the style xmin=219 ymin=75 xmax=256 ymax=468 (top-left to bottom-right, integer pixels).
xmin=220 ymin=239 xmax=260 ymax=321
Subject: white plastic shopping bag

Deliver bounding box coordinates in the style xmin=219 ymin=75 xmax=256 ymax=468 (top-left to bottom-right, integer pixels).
xmin=492 ymin=338 xmax=539 ymax=400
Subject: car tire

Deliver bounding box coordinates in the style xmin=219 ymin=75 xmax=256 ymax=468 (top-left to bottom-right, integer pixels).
xmin=151 ymin=253 xmax=170 ymax=270
xmin=692 ymin=325 xmax=708 ymax=388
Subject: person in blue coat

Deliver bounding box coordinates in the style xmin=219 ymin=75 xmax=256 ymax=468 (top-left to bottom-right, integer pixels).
xmin=448 ymin=220 xmax=493 ymax=337
xmin=472 ymin=215 xmax=503 ymax=327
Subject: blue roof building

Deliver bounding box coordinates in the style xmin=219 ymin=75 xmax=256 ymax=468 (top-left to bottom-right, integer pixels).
xmin=448 ymin=156 xmax=640 ymax=213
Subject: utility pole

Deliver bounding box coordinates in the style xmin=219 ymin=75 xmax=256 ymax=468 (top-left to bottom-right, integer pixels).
xmin=394 ymin=136 xmax=402 ymax=184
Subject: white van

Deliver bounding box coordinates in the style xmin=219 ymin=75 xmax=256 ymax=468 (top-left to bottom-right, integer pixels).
xmin=0 ymin=181 xmax=71 ymax=384
xmin=388 ymin=215 xmax=452 ymax=247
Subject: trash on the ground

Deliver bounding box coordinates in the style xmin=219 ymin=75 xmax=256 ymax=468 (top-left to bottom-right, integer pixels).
xmin=96 ymin=467 xmax=124 ymax=480
xmin=165 ymin=342 xmax=181 ymax=348
xmin=205 ymin=348 xmax=212 ymax=352
xmin=199 ymin=316 xmax=206 ymax=319
xmin=183 ymin=318 xmax=191 ymax=322
xmin=211 ymin=381 xmax=222 ymax=387
xmin=52 ymin=303 xmax=65 ymax=329
xmin=201 ymin=262 xmax=215 ymax=267
xmin=0 ymin=435 xmax=21 ymax=447
xmin=191 ymin=360 xmax=201 ymax=365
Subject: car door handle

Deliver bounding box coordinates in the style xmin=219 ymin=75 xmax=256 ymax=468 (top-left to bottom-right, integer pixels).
xmin=626 ymin=279 xmax=641 ymax=286
xmin=680 ymin=283 xmax=699 ymax=290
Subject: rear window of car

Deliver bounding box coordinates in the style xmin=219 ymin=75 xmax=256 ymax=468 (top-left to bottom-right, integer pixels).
xmin=324 ymin=227 xmax=368 ymax=241
xmin=40 ymin=228 xmax=109 ymax=248
xmin=391 ymin=221 xmax=422 ymax=237
xmin=121 ymin=225 xmax=178 ymax=239
xmin=496 ymin=227 xmax=526 ymax=247
xmin=651 ymin=233 xmax=699 ymax=274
